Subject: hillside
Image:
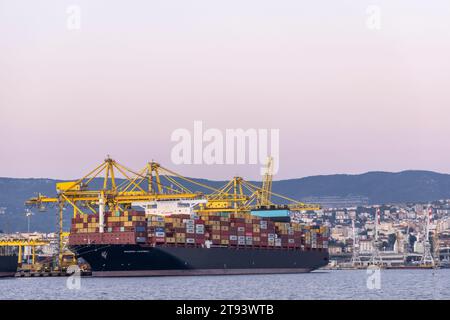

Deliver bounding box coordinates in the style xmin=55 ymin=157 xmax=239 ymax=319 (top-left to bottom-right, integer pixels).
xmin=1 ymin=170 xmax=450 ymax=232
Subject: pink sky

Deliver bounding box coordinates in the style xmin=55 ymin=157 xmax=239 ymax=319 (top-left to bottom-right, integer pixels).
xmin=1 ymin=0 xmax=449 ymax=180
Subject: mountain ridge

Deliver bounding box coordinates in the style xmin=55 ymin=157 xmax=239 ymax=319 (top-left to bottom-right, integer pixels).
xmin=1 ymin=170 xmax=450 ymax=232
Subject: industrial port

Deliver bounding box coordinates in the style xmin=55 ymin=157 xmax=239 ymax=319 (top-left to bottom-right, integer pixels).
xmin=2 ymin=158 xmax=450 ymax=278
xmin=1 ymin=157 xmax=330 ymax=277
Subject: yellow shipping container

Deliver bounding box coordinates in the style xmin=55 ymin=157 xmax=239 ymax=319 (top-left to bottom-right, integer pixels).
xmin=221 ymin=239 xmax=229 ymax=245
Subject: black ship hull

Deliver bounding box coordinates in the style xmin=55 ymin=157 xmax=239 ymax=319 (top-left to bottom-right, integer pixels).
xmin=70 ymin=244 xmax=329 ymax=277
xmin=0 ymin=256 xmax=18 ymax=278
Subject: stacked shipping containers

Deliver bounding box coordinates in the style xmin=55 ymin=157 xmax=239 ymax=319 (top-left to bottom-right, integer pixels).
xmin=147 ymin=214 xmax=205 ymax=245
xmin=70 ymin=210 xmax=328 ymax=251
xmin=69 ymin=210 xmax=146 ymax=245
xmin=104 ymin=211 xmax=147 ymax=242
xmin=145 ymin=212 xmax=328 ymax=250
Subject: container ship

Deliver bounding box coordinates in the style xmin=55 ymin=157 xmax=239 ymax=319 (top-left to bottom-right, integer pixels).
xmin=69 ymin=208 xmax=329 ymax=277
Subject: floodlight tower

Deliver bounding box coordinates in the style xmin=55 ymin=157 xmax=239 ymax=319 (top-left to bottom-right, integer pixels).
xmin=420 ymin=207 xmax=435 ymax=267
xmin=350 ymin=218 xmax=362 ymax=267
xmin=369 ymin=208 xmax=383 ymax=266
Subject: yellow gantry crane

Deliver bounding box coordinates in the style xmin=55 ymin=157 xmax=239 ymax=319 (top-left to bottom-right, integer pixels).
xmin=0 ymin=239 xmax=50 ymax=265
xmin=25 ymin=157 xmax=206 ymax=267
xmin=25 ymin=157 xmax=320 ymax=267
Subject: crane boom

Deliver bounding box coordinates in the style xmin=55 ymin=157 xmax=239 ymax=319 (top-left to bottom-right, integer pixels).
xmin=260 ymin=157 xmax=273 ymax=206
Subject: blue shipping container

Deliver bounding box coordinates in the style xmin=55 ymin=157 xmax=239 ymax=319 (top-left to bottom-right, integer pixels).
xmin=251 ymin=209 xmax=290 ymax=218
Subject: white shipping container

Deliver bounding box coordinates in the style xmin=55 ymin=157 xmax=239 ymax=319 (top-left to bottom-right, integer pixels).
xmin=229 ymin=235 xmax=238 ymax=240
xmin=195 ymin=229 xmax=204 ymax=234
xmin=155 ymin=232 xmax=165 ymax=237
xmin=186 ymin=238 xmax=195 ymax=244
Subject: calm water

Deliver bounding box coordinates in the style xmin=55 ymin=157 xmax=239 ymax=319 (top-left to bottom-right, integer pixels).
xmin=1 ymin=269 xmax=449 ymax=300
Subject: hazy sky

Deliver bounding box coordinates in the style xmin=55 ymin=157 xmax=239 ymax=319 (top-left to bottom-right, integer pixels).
xmin=1 ymin=1 xmax=449 ymax=180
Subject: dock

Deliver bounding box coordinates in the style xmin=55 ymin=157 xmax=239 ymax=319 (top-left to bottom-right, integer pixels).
xmin=15 ymin=270 xmax=92 ymax=277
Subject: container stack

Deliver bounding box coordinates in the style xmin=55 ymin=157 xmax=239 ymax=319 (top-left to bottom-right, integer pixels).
xmin=69 ymin=210 xmax=147 ymax=245
xmin=71 ymin=214 xmax=99 ymax=234
xmin=70 ymin=210 xmax=328 ymax=251
xmin=274 ymin=222 xmax=302 ymax=249
xmin=145 ymin=212 xmax=329 ymax=250
xmin=301 ymin=225 xmax=329 ymax=250
xmin=147 ymin=214 xmax=205 ymax=245
xmin=105 ymin=210 xmax=147 ymax=243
